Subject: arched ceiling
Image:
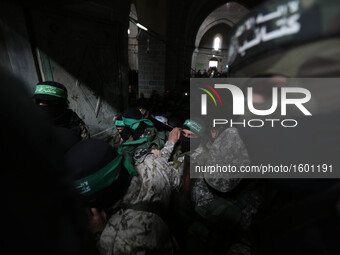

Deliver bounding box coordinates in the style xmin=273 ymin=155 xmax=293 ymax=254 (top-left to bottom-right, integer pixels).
xmin=199 ymin=23 xmax=231 ymax=49
xmin=195 ymin=2 xmax=249 ymax=48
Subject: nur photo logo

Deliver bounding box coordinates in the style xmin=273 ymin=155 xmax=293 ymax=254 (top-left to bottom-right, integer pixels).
xmin=194 ymin=79 xmax=313 ymax=128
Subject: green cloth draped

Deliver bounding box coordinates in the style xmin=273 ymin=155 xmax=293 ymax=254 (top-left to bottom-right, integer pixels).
xmin=117 ymin=127 xmax=169 ymax=160
xmin=122 ymin=117 xmax=154 ymax=130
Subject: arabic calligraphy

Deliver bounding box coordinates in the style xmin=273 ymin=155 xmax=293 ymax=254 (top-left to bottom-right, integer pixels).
xmin=229 ymin=0 xmax=301 ymax=60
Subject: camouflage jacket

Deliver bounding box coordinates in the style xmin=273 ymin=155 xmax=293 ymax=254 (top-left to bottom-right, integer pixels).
xmin=98 ymin=141 xmax=179 ymax=255
xmin=203 ymin=127 xmax=250 ymax=193
xmin=78 ymin=121 xmax=90 ymax=140
xmin=190 ymin=128 xmax=262 ymax=230
xmin=169 ymin=144 xmax=206 ymax=187
xmin=191 ymin=128 xmax=250 ymax=208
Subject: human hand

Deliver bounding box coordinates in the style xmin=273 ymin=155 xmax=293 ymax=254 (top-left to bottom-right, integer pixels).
xmin=88 ymin=208 xmax=107 ymax=234
xmin=151 ymin=149 xmax=162 ymax=156
xmin=168 ymin=127 xmax=181 ymax=143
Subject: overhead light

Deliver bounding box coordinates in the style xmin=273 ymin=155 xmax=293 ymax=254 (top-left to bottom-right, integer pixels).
xmin=127 ymin=29 xmax=130 ymax=34
xmin=136 ymin=23 xmax=148 ymax=31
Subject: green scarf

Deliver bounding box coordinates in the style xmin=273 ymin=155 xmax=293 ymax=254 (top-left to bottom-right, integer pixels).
xmin=117 ymin=127 xmax=168 ymax=157
xmin=122 ymin=117 xmax=154 ymax=130
xmin=73 ymin=154 xmax=137 ymax=197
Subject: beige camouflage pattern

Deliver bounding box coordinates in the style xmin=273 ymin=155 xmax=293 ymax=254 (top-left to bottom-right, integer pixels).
xmin=204 ymin=127 xmax=250 ymax=192
xmin=79 ymin=121 xmax=90 ymax=140
xmin=191 ymin=128 xmax=250 ymax=208
xmin=98 ymin=141 xmax=179 ymax=255
xmin=169 ymin=144 xmax=205 ymax=179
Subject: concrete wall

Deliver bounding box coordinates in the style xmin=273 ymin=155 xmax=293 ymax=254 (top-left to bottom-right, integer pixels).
xmin=128 ymin=3 xmax=138 ymax=71
xmin=138 ymin=32 xmax=166 ymax=98
xmin=0 ymin=1 xmax=131 ymax=141
xmin=28 ymin=2 xmax=130 ymax=139
xmin=134 ymin=0 xmax=167 ymax=98
xmin=0 ymin=1 xmax=39 ymax=93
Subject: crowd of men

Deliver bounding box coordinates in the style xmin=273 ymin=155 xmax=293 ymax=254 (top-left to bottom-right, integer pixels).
xmin=15 ymin=79 xmax=264 ymax=255
xmin=24 ymin=79 xmax=339 ymax=255
xmin=191 ymin=67 xmax=229 ymax=78
xmin=3 ymin=0 xmax=340 ymax=254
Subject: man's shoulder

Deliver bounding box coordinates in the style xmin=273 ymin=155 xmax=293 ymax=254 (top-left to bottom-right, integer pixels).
xmin=65 ymin=109 xmax=84 ymax=123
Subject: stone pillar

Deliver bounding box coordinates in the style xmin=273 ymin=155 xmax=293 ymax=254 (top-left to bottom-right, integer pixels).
xmin=138 ymin=31 xmax=166 ymax=98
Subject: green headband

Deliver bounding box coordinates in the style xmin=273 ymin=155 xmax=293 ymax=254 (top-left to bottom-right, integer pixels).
xmin=115 ymin=120 xmax=125 ymax=127
xmin=183 ymin=119 xmax=205 ymax=136
xmin=122 ymin=117 xmax=154 ymax=130
xmin=34 ymin=85 xmax=67 ymax=99
xmin=73 ymin=154 xmax=137 ymax=197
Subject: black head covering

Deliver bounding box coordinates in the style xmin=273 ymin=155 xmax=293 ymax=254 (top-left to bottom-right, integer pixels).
xmin=122 ymin=107 xmax=147 ymax=140
xmin=122 ymin=107 xmax=143 ymax=120
xmin=180 ymin=117 xmax=206 ymax=152
xmin=66 ymin=138 xmax=131 ymax=210
xmin=115 ymin=115 xmax=131 ymax=142
xmin=1 ymin=69 xmax=95 ymax=254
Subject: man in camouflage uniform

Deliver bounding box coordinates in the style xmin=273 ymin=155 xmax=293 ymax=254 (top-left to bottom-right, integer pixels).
xmin=118 ymin=107 xmax=169 ymax=164
xmin=226 ymin=0 xmax=340 ymax=254
xmin=68 ymin=128 xmax=181 ymax=254
xmin=98 ymin=128 xmax=180 ymax=254
xmin=169 ymin=118 xmax=207 ymax=176
xmin=167 ymin=118 xmax=262 ymax=254
xmin=68 ymin=107 xmax=182 ymax=254
xmin=166 ymin=118 xmax=209 ymax=253
xmin=192 ymin=126 xmax=250 ymax=209
xmin=188 ymin=126 xmax=263 ymax=255
xmin=33 ymin=81 xmax=90 ymax=143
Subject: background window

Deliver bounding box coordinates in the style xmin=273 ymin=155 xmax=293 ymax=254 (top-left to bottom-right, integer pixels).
xmin=213 ymin=35 xmax=222 ymax=51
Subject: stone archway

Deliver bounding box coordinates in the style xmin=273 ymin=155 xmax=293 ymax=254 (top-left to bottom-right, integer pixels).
xmin=192 ymin=2 xmax=248 ymax=75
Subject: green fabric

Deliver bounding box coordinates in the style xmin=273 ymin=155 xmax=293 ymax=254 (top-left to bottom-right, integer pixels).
xmin=122 ymin=117 xmax=154 ymax=130
xmin=73 ymin=154 xmax=137 ymax=197
xmin=183 ymin=119 xmax=205 ymax=136
xmin=34 ymin=85 xmax=67 ymax=99
xmin=117 ymin=127 xmax=169 ymax=158
xmin=115 ymin=120 xmax=125 ymax=126
xmin=117 ymin=137 xmax=149 ymax=154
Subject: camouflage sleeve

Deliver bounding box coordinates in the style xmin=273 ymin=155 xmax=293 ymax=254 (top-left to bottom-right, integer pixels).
xmin=218 ymin=128 xmax=250 ymax=167
xmin=79 ymin=122 xmax=90 ymax=140
xmin=98 ymin=209 xmax=173 ymax=255
xmin=160 ymin=141 xmax=175 ymax=162
xmin=204 ymin=128 xmax=250 ymax=192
